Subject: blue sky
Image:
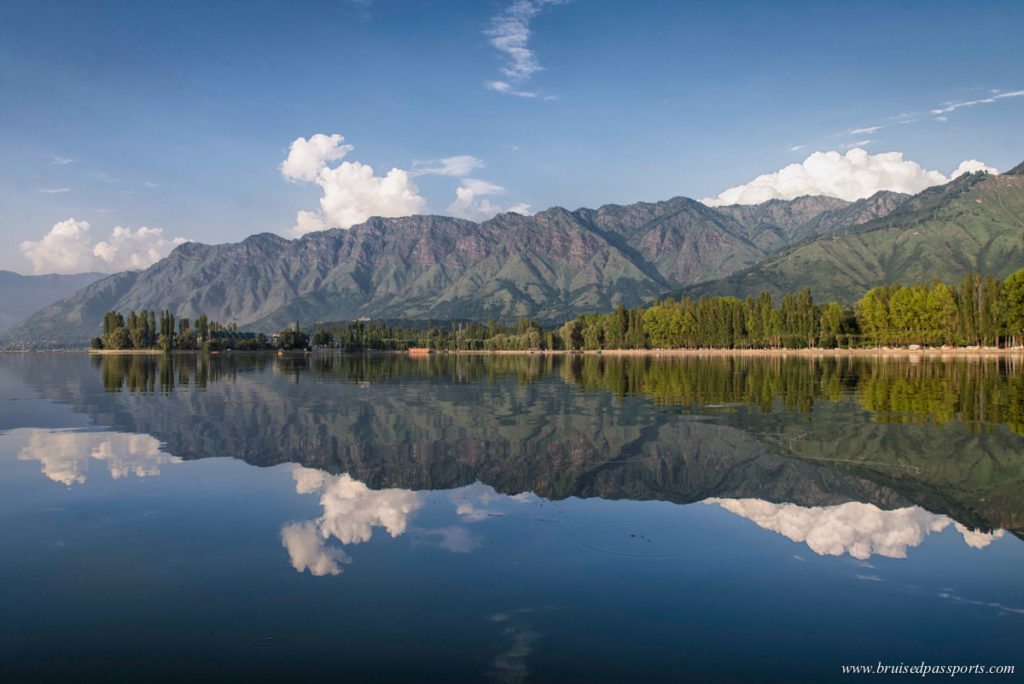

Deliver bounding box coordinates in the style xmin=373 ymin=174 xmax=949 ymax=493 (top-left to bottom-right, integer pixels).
xmin=1 ymin=0 xmax=1022 ymax=273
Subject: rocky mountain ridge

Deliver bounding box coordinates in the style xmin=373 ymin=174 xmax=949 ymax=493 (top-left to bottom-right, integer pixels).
xmin=2 ymin=191 xmax=907 ymax=348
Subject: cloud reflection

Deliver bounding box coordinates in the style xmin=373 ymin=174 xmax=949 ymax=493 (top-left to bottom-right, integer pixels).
xmin=281 ymin=474 xmax=535 ymax=575
xmin=706 ymin=498 xmax=1004 ymax=559
xmin=15 ymin=428 xmax=180 ymax=486
xmin=282 ymin=466 xmax=424 ymax=576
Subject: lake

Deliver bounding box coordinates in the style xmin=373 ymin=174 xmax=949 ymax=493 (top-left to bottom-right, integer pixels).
xmin=1 ymin=352 xmax=1021 ymax=682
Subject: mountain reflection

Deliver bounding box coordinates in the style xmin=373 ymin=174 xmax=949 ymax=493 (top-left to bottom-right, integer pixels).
xmin=14 ymin=427 xmax=180 ymax=485
xmin=3 ymin=352 xmax=1022 ymax=540
xmin=705 ymin=498 xmax=1004 ymax=559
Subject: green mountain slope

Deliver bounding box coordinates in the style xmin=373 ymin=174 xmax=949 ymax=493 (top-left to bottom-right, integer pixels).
xmin=684 ymin=171 xmax=1024 ymax=303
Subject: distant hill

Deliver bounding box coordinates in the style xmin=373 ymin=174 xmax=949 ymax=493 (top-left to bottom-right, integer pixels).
xmin=1 ymin=192 xmax=900 ymax=349
xmin=683 ymin=170 xmax=1024 ymax=304
xmin=0 ymin=270 xmax=106 ymax=334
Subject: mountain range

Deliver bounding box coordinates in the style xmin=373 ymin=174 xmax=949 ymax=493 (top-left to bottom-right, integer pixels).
xmin=685 ymin=166 xmax=1024 ymax=302
xmin=2 ymin=161 xmax=1022 ymax=349
xmin=0 ymin=270 xmax=106 ymax=335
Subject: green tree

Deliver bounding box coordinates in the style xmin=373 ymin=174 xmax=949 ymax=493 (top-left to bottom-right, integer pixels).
xmin=1001 ymin=269 xmax=1024 ymax=347
xmin=559 ymin=320 xmax=582 ymax=351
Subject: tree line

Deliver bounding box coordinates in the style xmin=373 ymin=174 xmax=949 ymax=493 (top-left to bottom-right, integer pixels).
xmin=93 ymin=309 xmax=261 ymax=351
xmin=560 ymin=268 xmax=1024 ymax=351
xmin=92 ymin=268 xmax=1024 ymax=353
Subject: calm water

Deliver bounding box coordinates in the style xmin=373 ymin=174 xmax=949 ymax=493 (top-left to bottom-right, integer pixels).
xmin=1 ymin=352 xmax=1022 ymax=682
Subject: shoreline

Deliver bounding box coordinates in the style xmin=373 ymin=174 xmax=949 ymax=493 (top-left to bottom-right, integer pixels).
xmin=2 ymin=346 xmax=1021 ymax=359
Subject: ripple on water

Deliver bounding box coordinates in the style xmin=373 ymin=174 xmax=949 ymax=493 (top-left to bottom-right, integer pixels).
xmin=574 ymin=520 xmax=709 ymax=558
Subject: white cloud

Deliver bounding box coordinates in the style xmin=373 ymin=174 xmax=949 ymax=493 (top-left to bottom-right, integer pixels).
xmin=949 ymin=159 xmax=999 ymax=178
xmin=484 ymin=0 xmax=564 ymax=98
xmin=281 ymin=133 xmax=427 ymax=236
xmin=447 ymin=178 xmax=531 ymax=222
xmin=930 ymin=89 xmax=1024 ymax=115
xmin=50 ymin=155 xmax=75 ymax=165
xmin=16 ymin=428 xmax=180 ymax=486
xmin=280 ymin=133 xmax=352 ymax=182
xmin=701 ymin=149 xmax=998 ymax=206
xmin=486 ymin=80 xmax=539 ymax=98
xmin=411 ymin=155 xmax=485 ymax=177
xmin=292 ymin=210 xmax=326 ymax=236
xmin=789 ymin=145 xmax=804 ymax=152
xmin=850 ymin=126 xmax=882 ymax=135
xmin=705 ymin=498 xmax=1004 ymax=559
xmin=39 ymin=188 xmax=70 ymax=194
xmin=20 ymin=218 xmax=188 ymax=275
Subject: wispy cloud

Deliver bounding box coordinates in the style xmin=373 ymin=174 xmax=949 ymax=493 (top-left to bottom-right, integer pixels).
xmin=484 ymin=0 xmax=565 ymax=98
xmin=931 ymin=89 xmax=1024 ymax=115
xmin=39 ymin=187 xmax=70 ymax=194
xmin=448 ymin=178 xmax=531 ymax=222
xmin=486 ymin=81 xmax=538 ymax=98
xmin=50 ymin=155 xmax=75 ymax=166
xmin=789 ymin=145 xmax=804 ymax=152
xmin=410 ymin=155 xmax=485 ymax=177
xmin=840 ymin=139 xmax=872 ymax=149
xmin=937 ymin=592 xmax=1024 ymax=615
xmin=829 ymin=87 xmax=1019 ymax=147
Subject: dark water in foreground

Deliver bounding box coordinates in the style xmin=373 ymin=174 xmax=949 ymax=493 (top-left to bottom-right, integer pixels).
xmin=1 ymin=352 xmax=1022 ymax=682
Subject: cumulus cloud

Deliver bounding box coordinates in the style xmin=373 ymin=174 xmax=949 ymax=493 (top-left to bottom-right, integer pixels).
xmin=447 ymin=178 xmax=531 ymax=222
xmin=20 ymin=218 xmax=188 ymax=275
xmin=411 ymin=155 xmax=485 ymax=177
xmin=701 ymin=149 xmax=998 ymax=206
xmin=949 ymin=159 xmax=999 ymax=179
xmin=484 ymin=0 xmax=564 ymax=98
xmin=16 ymin=428 xmax=180 ymax=486
xmin=280 ymin=467 xmax=423 ymax=575
xmin=705 ymin=498 xmax=1004 ymax=559
xmin=281 ymin=133 xmax=427 ymax=236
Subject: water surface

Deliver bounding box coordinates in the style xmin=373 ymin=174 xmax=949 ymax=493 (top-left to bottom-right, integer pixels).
xmin=1 ymin=353 xmax=1021 ymax=682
